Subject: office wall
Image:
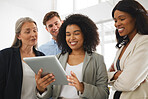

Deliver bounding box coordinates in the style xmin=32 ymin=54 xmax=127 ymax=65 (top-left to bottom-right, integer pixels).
xmin=0 ymin=0 xmax=148 ymax=50
xmin=0 ymin=0 xmax=53 ymax=50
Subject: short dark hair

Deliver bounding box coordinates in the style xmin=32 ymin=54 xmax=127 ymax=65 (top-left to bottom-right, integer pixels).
xmin=43 ymin=11 xmax=61 ymax=26
xmin=112 ymin=0 xmax=148 ymax=47
xmin=57 ymin=14 xmax=100 ymax=54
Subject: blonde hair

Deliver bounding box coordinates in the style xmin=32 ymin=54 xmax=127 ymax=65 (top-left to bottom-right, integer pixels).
xmin=11 ymin=17 xmax=37 ymax=48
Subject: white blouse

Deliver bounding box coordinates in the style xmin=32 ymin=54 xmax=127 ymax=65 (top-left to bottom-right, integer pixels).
xmin=21 ymin=61 xmax=36 ymax=99
xmin=59 ymin=62 xmax=83 ymax=98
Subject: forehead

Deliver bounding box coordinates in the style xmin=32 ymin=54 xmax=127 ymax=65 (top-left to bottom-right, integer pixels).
xmin=21 ymin=22 xmax=36 ymax=29
xmin=46 ymin=16 xmax=61 ymax=25
xmin=66 ymin=24 xmax=81 ymax=31
xmin=114 ymin=10 xmax=131 ymax=18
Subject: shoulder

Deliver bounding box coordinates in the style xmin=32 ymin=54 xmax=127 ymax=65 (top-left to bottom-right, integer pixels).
xmin=33 ymin=48 xmax=45 ymax=56
xmin=0 ymin=47 xmax=19 ymax=60
xmin=0 ymin=47 xmax=17 ymax=55
xmin=40 ymin=40 xmax=54 ymax=47
xmin=136 ymin=34 xmax=148 ymax=42
xmin=134 ymin=34 xmax=148 ymax=48
xmin=38 ymin=41 xmax=55 ymax=51
xmin=39 ymin=41 xmax=51 ymax=48
xmin=91 ymin=52 xmax=104 ymax=59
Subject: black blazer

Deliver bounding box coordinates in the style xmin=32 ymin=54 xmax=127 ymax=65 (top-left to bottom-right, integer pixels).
xmin=0 ymin=47 xmax=44 ymax=99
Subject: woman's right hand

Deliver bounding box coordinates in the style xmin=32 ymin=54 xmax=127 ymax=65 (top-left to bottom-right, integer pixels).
xmin=113 ymin=70 xmax=122 ymax=80
xmin=35 ymin=69 xmax=55 ymax=93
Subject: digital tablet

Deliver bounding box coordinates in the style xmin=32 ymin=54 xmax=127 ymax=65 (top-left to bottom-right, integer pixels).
xmin=23 ymin=55 xmax=68 ymax=85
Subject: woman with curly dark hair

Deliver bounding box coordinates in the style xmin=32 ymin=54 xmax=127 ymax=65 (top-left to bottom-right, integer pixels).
xmin=35 ymin=14 xmax=109 ymax=99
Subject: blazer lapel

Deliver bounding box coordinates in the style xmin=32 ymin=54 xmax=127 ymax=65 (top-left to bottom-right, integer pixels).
xmin=58 ymin=53 xmax=69 ymax=69
xmin=82 ymin=52 xmax=91 ymax=80
xmin=120 ymin=34 xmax=140 ymax=69
xmin=55 ymin=53 xmax=69 ymax=97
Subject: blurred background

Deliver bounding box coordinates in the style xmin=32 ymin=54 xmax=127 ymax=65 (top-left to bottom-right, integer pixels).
xmin=0 ymin=0 xmax=147 ymax=71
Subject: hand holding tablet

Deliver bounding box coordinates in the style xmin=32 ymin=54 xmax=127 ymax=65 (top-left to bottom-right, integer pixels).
xmin=23 ymin=55 xmax=68 ymax=85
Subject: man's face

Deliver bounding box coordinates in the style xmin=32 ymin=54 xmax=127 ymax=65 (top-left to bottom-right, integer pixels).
xmin=45 ymin=16 xmax=62 ymax=40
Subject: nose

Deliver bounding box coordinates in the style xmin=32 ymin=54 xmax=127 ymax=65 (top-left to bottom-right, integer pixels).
xmin=31 ymin=31 xmax=37 ymax=37
xmin=70 ymin=34 xmax=75 ymax=40
xmin=115 ymin=20 xmax=121 ymax=28
xmin=52 ymin=24 xmax=58 ymax=30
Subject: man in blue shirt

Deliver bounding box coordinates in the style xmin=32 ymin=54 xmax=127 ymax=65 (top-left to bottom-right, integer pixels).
xmin=39 ymin=11 xmax=62 ymax=55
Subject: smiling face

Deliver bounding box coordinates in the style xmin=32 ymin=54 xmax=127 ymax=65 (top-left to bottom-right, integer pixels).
xmin=45 ymin=16 xmax=62 ymax=40
xmin=66 ymin=24 xmax=84 ymax=51
xmin=114 ymin=10 xmax=137 ymax=39
xmin=17 ymin=22 xmax=38 ymax=47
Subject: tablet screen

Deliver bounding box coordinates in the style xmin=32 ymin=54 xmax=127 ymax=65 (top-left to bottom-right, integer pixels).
xmin=23 ymin=55 xmax=68 ymax=85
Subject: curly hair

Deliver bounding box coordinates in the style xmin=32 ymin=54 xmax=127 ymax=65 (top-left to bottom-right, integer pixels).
xmin=57 ymin=14 xmax=100 ymax=54
xmin=112 ymin=0 xmax=148 ymax=47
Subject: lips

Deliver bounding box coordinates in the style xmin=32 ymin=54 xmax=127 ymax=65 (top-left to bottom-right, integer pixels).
xmin=117 ymin=28 xmax=124 ymax=33
xmin=70 ymin=41 xmax=77 ymax=46
xmin=53 ymin=30 xmax=58 ymax=34
xmin=31 ymin=38 xmax=37 ymax=41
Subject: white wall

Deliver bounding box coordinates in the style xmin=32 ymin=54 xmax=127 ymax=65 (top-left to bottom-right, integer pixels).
xmin=0 ymin=0 xmax=148 ymax=50
xmin=0 ymin=0 xmax=53 ymax=50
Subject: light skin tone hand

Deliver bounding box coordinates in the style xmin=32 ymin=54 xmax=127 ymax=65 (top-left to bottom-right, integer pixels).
xmin=35 ymin=69 xmax=55 ymax=93
xmin=67 ymin=71 xmax=84 ymax=94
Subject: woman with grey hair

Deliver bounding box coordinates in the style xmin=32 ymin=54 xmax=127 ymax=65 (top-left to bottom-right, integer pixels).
xmin=0 ymin=17 xmax=44 ymax=99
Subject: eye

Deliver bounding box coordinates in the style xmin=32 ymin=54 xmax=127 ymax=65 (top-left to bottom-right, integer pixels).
xmin=114 ymin=19 xmax=117 ymax=23
xmin=66 ymin=33 xmax=71 ymax=36
xmin=74 ymin=32 xmax=80 ymax=35
xmin=121 ymin=18 xmax=125 ymax=21
xmin=33 ymin=29 xmax=37 ymax=32
xmin=48 ymin=25 xmax=53 ymax=28
xmin=25 ymin=31 xmax=30 ymax=34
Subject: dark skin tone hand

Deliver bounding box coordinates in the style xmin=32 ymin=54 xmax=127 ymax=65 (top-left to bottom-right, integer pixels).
xmin=113 ymin=70 xmax=123 ymax=80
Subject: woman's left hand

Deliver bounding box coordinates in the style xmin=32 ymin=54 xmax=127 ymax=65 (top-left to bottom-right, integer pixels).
xmin=67 ymin=71 xmax=84 ymax=94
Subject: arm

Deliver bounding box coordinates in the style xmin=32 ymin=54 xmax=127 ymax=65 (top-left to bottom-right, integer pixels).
xmin=80 ymin=55 xmax=109 ymax=99
xmin=113 ymin=38 xmax=148 ymax=91
xmin=0 ymin=51 xmax=5 ymax=99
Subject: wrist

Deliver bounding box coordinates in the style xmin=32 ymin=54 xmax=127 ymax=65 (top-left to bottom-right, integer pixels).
xmin=79 ymin=82 xmax=84 ymax=94
xmin=36 ymin=87 xmax=47 ymax=94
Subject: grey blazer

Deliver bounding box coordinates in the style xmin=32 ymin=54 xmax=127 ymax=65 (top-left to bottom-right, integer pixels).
xmin=37 ymin=52 xmax=109 ymax=99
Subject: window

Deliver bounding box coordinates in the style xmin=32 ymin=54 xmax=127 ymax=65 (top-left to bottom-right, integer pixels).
xmin=57 ymin=0 xmax=73 ymax=15
xmin=75 ymin=0 xmax=98 ymax=10
xmin=96 ymin=21 xmax=117 ymax=69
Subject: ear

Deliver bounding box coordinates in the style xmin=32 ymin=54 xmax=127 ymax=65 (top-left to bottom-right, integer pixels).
xmin=61 ymin=20 xmax=63 ymax=24
xmin=45 ymin=27 xmax=50 ymax=33
xmin=17 ymin=34 xmax=21 ymax=40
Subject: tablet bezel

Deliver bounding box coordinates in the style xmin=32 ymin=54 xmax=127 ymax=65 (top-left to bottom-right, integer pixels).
xmin=23 ymin=55 xmax=68 ymax=85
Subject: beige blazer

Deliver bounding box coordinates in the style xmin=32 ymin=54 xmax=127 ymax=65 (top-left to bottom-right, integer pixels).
xmin=37 ymin=52 xmax=109 ymax=99
xmin=108 ymin=33 xmax=148 ymax=99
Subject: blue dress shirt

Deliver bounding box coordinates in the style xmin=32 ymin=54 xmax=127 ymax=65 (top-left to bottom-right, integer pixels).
xmin=38 ymin=39 xmax=61 ymax=56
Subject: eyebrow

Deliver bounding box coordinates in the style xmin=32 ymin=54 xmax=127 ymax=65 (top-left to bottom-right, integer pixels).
xmin=24 ymin=27 xmax=37 ymax=31
xmin=66 ymin=30 xmax=81 ymax=33
xmin=114 ymin=15 xmax=126 ymax=19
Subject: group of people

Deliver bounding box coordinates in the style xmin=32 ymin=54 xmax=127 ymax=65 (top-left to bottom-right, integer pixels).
xmin=0 ymin=0 xmax=148 ymax=99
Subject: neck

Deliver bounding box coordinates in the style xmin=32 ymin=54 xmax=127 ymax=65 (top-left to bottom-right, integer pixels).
xmin=128 ymin=28 xmax=137 ymax=42
xmin=52 ymin=37 xmax=57 ymax=42
xmin=20 ymin=45 xmax=34 ymax=54
xmin=71 ymin=49 xmax=85 ymax=55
